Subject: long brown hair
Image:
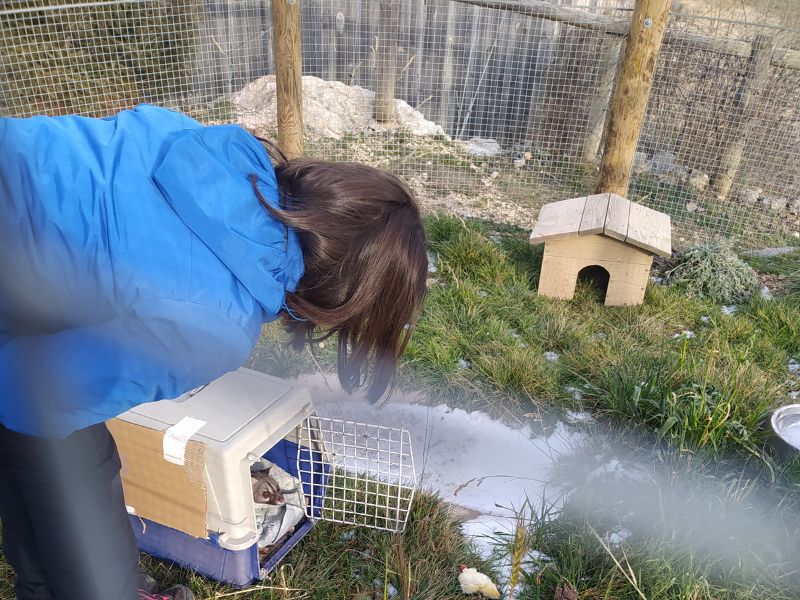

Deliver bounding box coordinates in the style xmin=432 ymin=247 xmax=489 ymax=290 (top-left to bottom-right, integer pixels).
xmin=250 ymin=142 xmax=428 ymax=403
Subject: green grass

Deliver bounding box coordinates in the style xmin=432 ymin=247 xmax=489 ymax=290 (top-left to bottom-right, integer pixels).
xmin=4 ymin=213 xmax=799 ymax=599
xmin=0 ymin=492 xmax=492 ymax=600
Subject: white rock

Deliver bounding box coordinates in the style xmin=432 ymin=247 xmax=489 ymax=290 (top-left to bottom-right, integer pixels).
xmin=461 ymin=137 xmax=502 ymax=157
xmin=741 ymin=189 xmax=762 ymax=205
xmin=762 ymin=196 xmax=788 ymax=211
xmin=648 ymin=150 xmax=677 ymax=174
xmin=686 ymin=201 xmax=700 ymax=213
xmin=232 ymin=75 xmax=446 ymax=139
xmin=632 ymin=151 xmax=649 ymax=173
xmin=688 ymin=171 xmax=709 ymax=192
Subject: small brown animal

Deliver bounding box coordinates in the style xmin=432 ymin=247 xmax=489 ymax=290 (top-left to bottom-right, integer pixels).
xmin=251 ymin=467 xmax=285 ymax=506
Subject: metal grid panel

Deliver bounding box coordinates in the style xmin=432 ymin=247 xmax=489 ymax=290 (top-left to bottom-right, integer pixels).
xmin=2 ymin=1 xmax=799 ymax=248
xmin=297 ymin=416 xmax=416 ymax=533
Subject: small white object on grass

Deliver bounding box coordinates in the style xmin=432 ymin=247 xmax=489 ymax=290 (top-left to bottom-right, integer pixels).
xmin=789 ymin=359 xmax=799 ymax=374
xmin=564 ymin=387 xmax=584 ymax=402
xmin=789 ymin=391 xmax=799 ymax=401
xmin=761 ymin=286 xmax=773 ymax=300
xmin=544 ymin=351 xmax=560 ymax=362
xmin=672 ymin=330 xmax=695 ymax=339
xmin=721 ymin=305 xmax=738 ymax=316
xmin=458 ymin=358 xmax=471 ymax=369
xmin=700 ymin=316 xmax=711 ymax=324
xmin=427 ymin=251 xmax=438 ymax=274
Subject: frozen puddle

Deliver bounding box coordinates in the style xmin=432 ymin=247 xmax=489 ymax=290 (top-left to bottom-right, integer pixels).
xmin=298 ymin=374 xmax=584 ymax=553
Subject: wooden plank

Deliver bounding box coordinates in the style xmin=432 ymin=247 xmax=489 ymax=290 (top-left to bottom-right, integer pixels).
xmin=452 ymin=0 xmax=629 ymax=35
xmin=451 ymin=0 xmax=800 ymax=71
xmin=626 ymin=202 xmax=672 ymax=257
xmin=594 ymin=0 xmax=671 ymax=196
xmin=530 ymin=196 xmax=587 ymax=244
xmin=578 ymin=193 xmax=610 ymax=236
xmin=537 ymin=250 xmax=580 ymax=300
xmin=604 ymin=257 xmax=652 ymax=306
xmin=602 ymin=193 xmax=631 ymax=243
xmin=543 ymin=234 xmax=653 ymax=266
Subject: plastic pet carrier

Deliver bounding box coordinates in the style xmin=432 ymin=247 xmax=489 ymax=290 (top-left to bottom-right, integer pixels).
xmin=109 ymin=368 xmax=416 ymax=586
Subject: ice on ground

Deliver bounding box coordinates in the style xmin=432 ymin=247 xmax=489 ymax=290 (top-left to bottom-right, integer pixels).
xmin=302 ymin=374 xmax=583 ymax=518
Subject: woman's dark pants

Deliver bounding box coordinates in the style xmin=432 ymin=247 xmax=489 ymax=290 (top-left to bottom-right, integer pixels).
xmin=0 ymin=422 xmax=139 ymax=599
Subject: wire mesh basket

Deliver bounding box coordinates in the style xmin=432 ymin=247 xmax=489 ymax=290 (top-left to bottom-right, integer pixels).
xmin=296 ymin=416 xmax=416 ymax=533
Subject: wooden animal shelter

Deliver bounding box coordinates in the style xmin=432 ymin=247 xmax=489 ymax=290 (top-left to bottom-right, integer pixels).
xmin=529 ymin=193 xmax=671 ymax=306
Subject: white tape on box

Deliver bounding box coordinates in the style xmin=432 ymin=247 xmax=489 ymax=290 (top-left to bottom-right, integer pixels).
xmin=163 ymin=416 xmax=207 ymax=466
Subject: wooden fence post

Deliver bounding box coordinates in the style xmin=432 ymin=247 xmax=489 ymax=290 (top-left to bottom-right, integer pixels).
xmin=272 ymin=0 xmax=304 ymax=159
xmin=595 ymin=0 xmax=670 ymax=195
xmin=374 ymin=0 xmax=400 ymax=123
xmin=711 ymin=33 xmax=773 ymax=200
xmin=581 ymin=35 xmax=623 ymax=163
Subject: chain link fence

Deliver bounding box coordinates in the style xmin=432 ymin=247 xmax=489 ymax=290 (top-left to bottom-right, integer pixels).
xmin=2 ymin=0 xmax=798 ymax=249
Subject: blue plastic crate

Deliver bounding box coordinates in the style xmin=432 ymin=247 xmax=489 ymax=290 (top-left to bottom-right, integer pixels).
xmin=130 ymin=438 xmax=329 ymax=587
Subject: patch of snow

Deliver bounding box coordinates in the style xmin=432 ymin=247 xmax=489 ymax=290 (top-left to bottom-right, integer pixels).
xmin=721 ymin=305 xmax=738 ymax=316
xmin=761 ymin=285 xmax=773 ymax=300
xmin=672 ymin=330 xmax=695 ymax=339
xmin=458 ymin=358 xmax=471 ymax=369
xmin=564 ymin=387 xmax=584 ymax=403
xmin=789 ymin=391 xmax=799 ymax=401
xmin=564 ymin=409 xmax=593 ymax=424
xmin=544 ymin=351 xmax=560 ymax=362
xmin=427 ymin=251 xmax=438 ymax=273
xmin=650 ymin=276 xmax=664 ymax=284
xmin=606 ymin=527 xmax=633 ymax=548
xmin=789 ymin=359 xmax=799 ymax=374
xmin=700 ymin=316 xmax=711 ymax=324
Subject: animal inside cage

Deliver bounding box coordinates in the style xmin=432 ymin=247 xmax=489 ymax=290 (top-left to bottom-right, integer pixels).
xmin=108 ymin=368 xmax=416 ymax=586
xmin=297 ymin=417 xmax=416 ymax=532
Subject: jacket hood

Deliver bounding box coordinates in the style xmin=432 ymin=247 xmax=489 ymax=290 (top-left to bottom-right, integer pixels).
xmin=151 ymin=125 xmax=304 ymax=318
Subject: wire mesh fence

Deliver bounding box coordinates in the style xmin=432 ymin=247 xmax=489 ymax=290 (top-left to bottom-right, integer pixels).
xmin=2 ymin=0 xmax=798 ymax=249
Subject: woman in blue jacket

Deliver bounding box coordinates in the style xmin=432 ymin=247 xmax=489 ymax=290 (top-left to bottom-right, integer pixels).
xmin=0 ymin=105 xmax=428 ymax=600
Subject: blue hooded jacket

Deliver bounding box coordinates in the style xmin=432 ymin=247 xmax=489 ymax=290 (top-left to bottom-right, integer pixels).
xmin=0 ymin=105 xmax=304 ymax=437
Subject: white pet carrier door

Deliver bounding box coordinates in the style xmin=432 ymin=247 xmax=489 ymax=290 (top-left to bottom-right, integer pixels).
xmin=296 ymin=416 xmax=416 ymax=532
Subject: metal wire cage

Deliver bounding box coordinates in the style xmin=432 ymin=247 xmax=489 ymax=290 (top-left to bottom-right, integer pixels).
xmin=296 ymin=416 xmax=416 ymax=533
